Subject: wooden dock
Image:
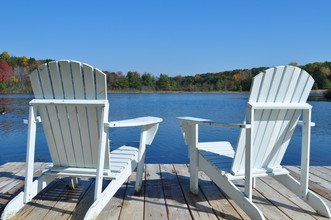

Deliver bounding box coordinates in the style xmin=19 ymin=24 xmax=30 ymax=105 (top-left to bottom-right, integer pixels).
xmin=0 ymin=163 xmax=330 ymax=219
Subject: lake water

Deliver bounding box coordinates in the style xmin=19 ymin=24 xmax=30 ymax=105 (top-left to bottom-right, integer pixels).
xmin=0 ymin=93 xmax=330 ymax=165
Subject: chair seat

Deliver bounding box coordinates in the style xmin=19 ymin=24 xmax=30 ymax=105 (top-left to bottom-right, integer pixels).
xmin=197 ymin=141 xmax=234 ymax=174
xmin=46 ymin=145 xmax=139 ymax=179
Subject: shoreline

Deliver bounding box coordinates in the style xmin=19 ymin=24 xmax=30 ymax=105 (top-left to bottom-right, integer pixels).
xmin=0 ymin=89 xmax=328 ymax=95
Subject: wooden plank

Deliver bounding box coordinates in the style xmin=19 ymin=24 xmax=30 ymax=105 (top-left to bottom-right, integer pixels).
xmin=17 ymin=178 xmax=68 ymax=219
xmin=309 ymin=166 xmax=331 ymax=182
xmin=0 ymin=163 xmax=26 ymax=214
xmin=0 ymin=163 xmax=44 ymax=193
xmin=198 ymin=169 xmax=246 ymax=219
xmin=38 ymin=63 xmax=54 ymax=98
xmin=96 ymin=179 xmax=128 ymax=220
xmin=48 ymin=61 xmax=76 ymax=167
xmin=70 ymin=61 xmax=85 ymax=99
xmin=43 ymin=178 xmax=93 ymax=219
xmin=94 ymin=68 xmax=107 ymax=100
xmin=77 ymin=105 xmax=93 ymax=167
xmin=0 ymin=163 xmax=25 ymax=190
xmin=87 ymin=105 xmax=99 ymax=167
xmin=254 ymin=178 xmax=316 ymax=220
xmin=260 ymin=176 xmax=330 ymax=220
xmin=1 ymin=164 xmax=330 ymax=219
xmin=173 ymin=164 xmax=218 ymax=220
xmin=160 ymin=164 xmax=192 ymax=219
xmin=0 ymin=163 xmax=50 ymax=216
xmin=70 ymin=179 xmax=95 ymax=220
xmin=118 ymin=171 xmax=144 ymax=220
xmin=83 ymin=63 xmax=96 ymax=99
xmin=144 ymin=164 xmax=168 ymax=220
xmin=48 ymin=61 xmax=64 ymax=99
xmin=66 ymin=104 xmax=84 ymax=167
xmin=286 ymin=166 xmax=331 ymax=201
xmin=58 ymin=60 xmax=74 ymax=99
xmin=29 ymin=69 xmax=43 ymax=99
xmin=233 ymin=179 xmax=292 ymax=220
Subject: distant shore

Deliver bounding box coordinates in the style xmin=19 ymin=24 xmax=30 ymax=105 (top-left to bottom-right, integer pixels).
xmin=107 ymin=89 xmax=327 ymax=94
xmin=0 ymin=89 xmax=327 ymax=95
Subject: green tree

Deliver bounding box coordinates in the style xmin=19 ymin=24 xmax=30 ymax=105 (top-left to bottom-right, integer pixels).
xmin=141 ymin=73 xmax=156 ymax=90
xmin=156 ymin=74 xmax=171 ymax=91
xmin=127 ymin=71 xmax=142 ymax=90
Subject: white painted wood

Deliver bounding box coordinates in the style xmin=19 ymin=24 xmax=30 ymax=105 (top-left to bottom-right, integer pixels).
xmin=29 ymin=99 xmax=107 ymax=106
xmin=83 ymin=64 xmax=96 ymax=99
xmin=108 ymin=116 xmax=163 ymax=127
xmin=301 ymin=109 xmax=311 ymax=198
xmin=48 ymin=61 xmax=76 ymax=167
xmin=82 ymin=64 xmax=96 ymax=167
xmin=33 ymin=67 xmax=61 ymax=165
xmin=178 ymin=119 xmax=200 ymax=194
xmin=58 ymin=60 xmax=74 ymax=99
xmin=29 ymin=69 xmax=43 ymax=98
xmin=84 ymin=153 xmax=138 ymax=220
xmin=198 ymin=153 xmax=265 ymax=220
xmin=3 ymin=60 xmax=162 ymax=220
xmin=245 ymin=120 xmax=253 ymax=200
xmin=1 ymin=192 xmax=24 ymax=219
xmin=134 ymin=125 xmax=148 ymax=192
xmin=94 ymin=105 xmax=108 ymax=201
xmin=177 ymin=66 xmax=330 ymax=219
xmin=24 ymin=105 xmax=37 ymax=203
xmin=95 ymin=68 xmax=107 ymax=100
xmin=71 ymin=61 xmax=85 ymax=99
xmin=274 ymin=174 xmax=331 ymax=217
xmin=39 ymin=64 xmax=69 ymax=166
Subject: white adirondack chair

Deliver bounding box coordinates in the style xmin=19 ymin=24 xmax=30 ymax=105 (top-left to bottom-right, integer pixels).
xmin=178 ymin=66 xmax=331 ymax=219
xmin=1 ymin=60 xmax=162 ymax=220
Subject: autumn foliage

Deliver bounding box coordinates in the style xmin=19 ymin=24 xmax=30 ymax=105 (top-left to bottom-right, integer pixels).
xmin=0 ymin=60 xmax=12 ymax=82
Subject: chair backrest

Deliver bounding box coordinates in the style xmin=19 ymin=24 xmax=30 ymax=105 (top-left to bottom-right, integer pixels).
xmin=231 ymin=66 xmax=314 ymax=176
xmin=30 ymin=60 xmax=109 ymax=169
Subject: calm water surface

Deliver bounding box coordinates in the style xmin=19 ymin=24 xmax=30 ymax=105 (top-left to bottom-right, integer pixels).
xmin=0 ymin=93 xmax=330 ymax=165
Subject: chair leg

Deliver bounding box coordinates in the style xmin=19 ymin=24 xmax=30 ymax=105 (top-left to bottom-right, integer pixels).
xmin=135 ymin=151 xmax=146 ymax=193
xmin=214 ymin=175 xmax=265 ymax=220
xmin=1 ymin=174 xmax=52 ymax=220
xmin=274 ymin=174 xmax=331 ymax=217
xmin=69 ymin=177 xmax=79 ymax=189
xmin=189 ymin=149 xmax=199 ymax=194
xmin=84 ymin=158 xmax=134 ymax=220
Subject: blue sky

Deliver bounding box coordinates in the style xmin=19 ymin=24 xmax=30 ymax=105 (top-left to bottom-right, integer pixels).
xmin=1 ymin=1 xmax=331 ymax=76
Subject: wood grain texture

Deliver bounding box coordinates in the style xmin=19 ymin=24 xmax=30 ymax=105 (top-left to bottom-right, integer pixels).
xmin=0 ymin=163 xmax=330 ymax=219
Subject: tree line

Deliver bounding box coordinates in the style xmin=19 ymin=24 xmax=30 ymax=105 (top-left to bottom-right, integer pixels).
xmin=1 ymin=51 xmax=331 ymax=97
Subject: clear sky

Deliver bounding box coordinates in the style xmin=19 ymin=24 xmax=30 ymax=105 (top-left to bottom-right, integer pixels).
xmin=1 ymin=1 xmax=331 ymax=76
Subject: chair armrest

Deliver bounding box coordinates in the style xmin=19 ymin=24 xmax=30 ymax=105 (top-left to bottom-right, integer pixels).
xmin=106 ymin=116 xmax=162 ymax=146
xmin=177 ymin=116 xmax=212 ymax=123
xmin=177 ymin=116 xmax=250 ymax=128
xmin=177 ymin=116 xmax=249 ymax=146
xmin=106 ymin=116 xmax=162 ymax=128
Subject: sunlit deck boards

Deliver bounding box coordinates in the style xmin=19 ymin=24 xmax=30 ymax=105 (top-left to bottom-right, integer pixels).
xmin=0 ymin=162 xmax=330 ymax=219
